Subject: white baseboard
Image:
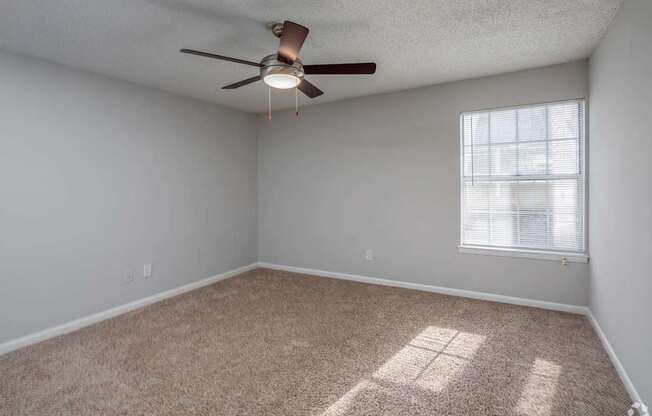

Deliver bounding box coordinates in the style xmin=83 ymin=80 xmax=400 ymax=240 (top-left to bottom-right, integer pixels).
xmin=0 ymin=263 xmax=258 ymax=355
xmin=257 ymin=262 xmax=589 ymax=315
xmin=587 ymin=310 xmax=643 ymax=407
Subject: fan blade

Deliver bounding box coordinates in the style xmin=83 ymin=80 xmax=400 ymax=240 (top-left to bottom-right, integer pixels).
xmin=297 ymin=79 xmax=323 ymax=99
xmin=180 ymin=49 xmax=263 ymax=67
xmin=304 ymin=63 xmax=376 ymax=75
xmin=277 ymin=21 xmax=309 ymax=64
xmin=222 ymin=76 xmax=261 ymax=89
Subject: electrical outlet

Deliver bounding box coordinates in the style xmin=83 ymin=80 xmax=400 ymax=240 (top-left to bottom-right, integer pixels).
xmin=143 ymin=264 xmax=152 ymax=278
xmin=365 ymin=249 xmax=373 ymax=261
xmin=124 ymin=270 xmax=135 ymax=285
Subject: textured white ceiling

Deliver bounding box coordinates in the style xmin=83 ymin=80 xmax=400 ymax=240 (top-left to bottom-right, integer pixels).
xmin=0 ymin=0 xmax=621 ymax=113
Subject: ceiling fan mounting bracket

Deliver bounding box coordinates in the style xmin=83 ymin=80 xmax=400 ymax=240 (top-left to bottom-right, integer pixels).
xmin=270 ymin=22 xmax=284 ymax=38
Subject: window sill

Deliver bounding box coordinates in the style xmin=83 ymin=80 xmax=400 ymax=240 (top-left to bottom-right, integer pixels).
xmin=458 ymin=245 xmax=589 ymax=263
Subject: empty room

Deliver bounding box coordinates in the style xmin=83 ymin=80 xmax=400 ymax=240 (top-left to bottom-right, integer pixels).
xmin=1 ymin=0 xmax=650 ymax=415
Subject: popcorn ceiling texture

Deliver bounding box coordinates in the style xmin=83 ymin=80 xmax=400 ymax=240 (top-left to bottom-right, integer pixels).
xmin=0 ymin=268 xmax=630 ymax=415
xmin=0 ymin=0 xmax=622 ymax=113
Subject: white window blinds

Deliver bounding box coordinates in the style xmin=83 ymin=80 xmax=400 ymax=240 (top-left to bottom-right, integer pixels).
xmin=461 ymin=100 xmax=586 ymax=254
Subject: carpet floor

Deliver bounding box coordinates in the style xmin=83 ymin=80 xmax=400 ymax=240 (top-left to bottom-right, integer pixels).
xmin=0 ymin=268 xmax=630 ymax=415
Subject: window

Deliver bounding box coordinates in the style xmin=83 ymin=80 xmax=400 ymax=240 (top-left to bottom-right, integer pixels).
xmin=460 ymin=100 xmax=587 ymax=261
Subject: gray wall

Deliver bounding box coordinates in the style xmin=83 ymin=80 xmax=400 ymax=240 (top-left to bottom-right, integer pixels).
xmin=589 ymin=0 xmax=652 ymax=405
xmin=0 ymin=52 xmax=258 ymax=344
xmin=258 ymin=61 xmax=590 ymax=306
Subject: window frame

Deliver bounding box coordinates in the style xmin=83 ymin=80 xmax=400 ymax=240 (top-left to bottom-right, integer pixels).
xmin=458 ymin=98 xmax=589 ymax=263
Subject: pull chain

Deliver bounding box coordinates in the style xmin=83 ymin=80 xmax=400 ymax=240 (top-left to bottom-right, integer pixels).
xmin=267 ymin=87 xmax=272 ymax=120
xmin=295 ymin=86 xmax=299 ymax=118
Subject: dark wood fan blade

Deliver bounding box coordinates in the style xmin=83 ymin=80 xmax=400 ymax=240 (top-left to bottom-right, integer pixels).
xmin=222 ymin=76 xmax=261 ymax=89
xmin=277 ymin=21 xmax=309 ymax=64
xmin=180 ymin=49 xmax=263 ymax=67
xmin=304 ymin=63 xmax=377 ymax=75
xmin=297 ymin=79 xmax=323 ymax=98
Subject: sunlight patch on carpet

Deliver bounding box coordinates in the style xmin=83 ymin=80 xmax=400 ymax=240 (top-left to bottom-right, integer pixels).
xmin=373 ymin=326 xmax=485 ymax=392
xmin=321 ymin=326 xmax=486 ymax=415
xmin=516 ymin=358 xmax=562 ymax=416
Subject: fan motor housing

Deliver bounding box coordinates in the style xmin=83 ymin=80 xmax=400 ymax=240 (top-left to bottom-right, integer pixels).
xmin=260 ymin=54 xmax=304 ymax=80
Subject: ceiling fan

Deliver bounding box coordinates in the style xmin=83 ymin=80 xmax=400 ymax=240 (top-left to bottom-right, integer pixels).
xmin=180 ymin=20 xmax=376 ymax=99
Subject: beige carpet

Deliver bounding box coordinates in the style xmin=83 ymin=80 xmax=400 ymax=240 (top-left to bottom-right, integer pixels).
xmin=0 ymin=268 xmax=630 ymax=415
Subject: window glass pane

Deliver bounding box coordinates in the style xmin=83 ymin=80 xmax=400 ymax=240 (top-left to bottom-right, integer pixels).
xmin=550 ymin=139 xmax=578 ymax=174
xmin=463 ymin=146 xmax=471 ymax=176
xmin=516 ymin=181 xmax=549 ymax=210
xmin=518 ymin=210 xmax=548 ymax=248
xmin=551 ymin=213 xmax=580 ymax=250
xmin=489 ymin=211 xmax=516 ymax=247
xmin=463 ymin=182 xmax=490 ymax=211
xmin=550 ymin=179 xmax=579 ymax=214
xmin=490 ymin=182 xmax=514 ymax=211
xmin=549 ymin=102 xmax=579 ymax=139
xmin=465 ymin=145 xmax=490 ymax=176
xmin=518 ymin=142 xmax=547 ymax=175
xmin=490 ymin=110 xmax=516 ymax=143
xmin=517 ymin=106 xmax=546 ymax=141
xmin=466 ymin=113 xmax=489 ymax=145
xmin=463 ymin=116 xmax=473 ymax=146
xmin=490 ymin=144 xmax=517 ymax=176
xmin=463 ymin=211 xmax=489 ymax=245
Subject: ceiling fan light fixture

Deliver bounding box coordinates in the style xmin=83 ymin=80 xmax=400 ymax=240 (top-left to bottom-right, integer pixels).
xmin=260 ymin=54 xmax=304 ymax=90
xmin=263 ymin=73 xmax=300 ymax=89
